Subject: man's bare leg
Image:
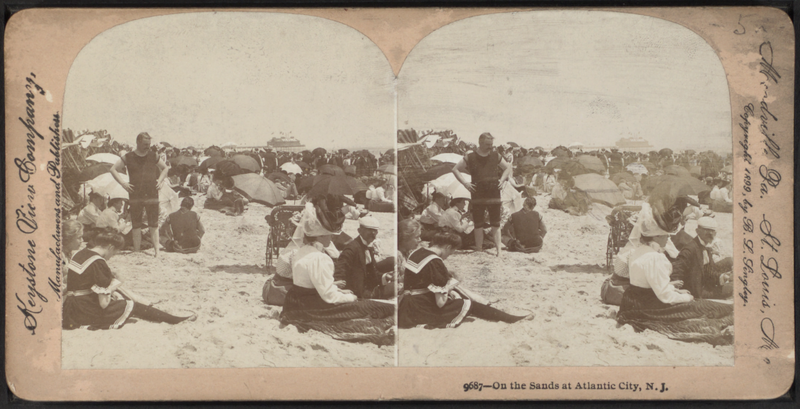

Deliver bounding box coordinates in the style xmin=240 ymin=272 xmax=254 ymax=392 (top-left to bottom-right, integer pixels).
xmin=151 ymin=226 xmax=160 ymax=257
xmin=132 ymin=228 xmax=142 ymax=252
xmin=492 ymin=226 xmax=502 ymax=257
xmin=474 ymin=228 xmax=484 ymax=252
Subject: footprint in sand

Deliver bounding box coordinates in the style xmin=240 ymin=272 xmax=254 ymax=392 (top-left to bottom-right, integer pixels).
xmin=645 ymin=343 xmax=664 ymax=352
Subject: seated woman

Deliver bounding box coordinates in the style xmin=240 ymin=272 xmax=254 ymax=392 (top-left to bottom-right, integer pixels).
xmin=204 ymin=177 xmax=244 ymax=214
xmin=437 ymin=197 xmax=476 ymax=249
xmin=398 ymin=230 xmax=529 ymax=329
xmin=63 ymin=228 xmax=196 ymax=330
xmin=616 ymin=217 xmax=733 ymax=345
xmin=418 ymin=192 xmax=447 ymax=241
xmin=279 ymin=195 xmax=394 ymax=345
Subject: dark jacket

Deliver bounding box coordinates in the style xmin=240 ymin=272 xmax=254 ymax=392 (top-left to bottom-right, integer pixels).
xmin=670 ymin=236 xmax=719 ymax=299
xmin=333 ymin=237 xmax=380 ymax=299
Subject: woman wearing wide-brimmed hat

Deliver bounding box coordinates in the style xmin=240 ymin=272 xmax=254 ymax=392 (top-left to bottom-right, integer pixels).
xmin=615 ymin=214 xmax=733 ymax=345
xmin=279 ymin=194 xmax=394 ymax=345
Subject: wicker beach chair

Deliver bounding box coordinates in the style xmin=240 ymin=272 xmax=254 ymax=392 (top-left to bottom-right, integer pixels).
xmin=264 ymin=205 xmax=304 ymax=266
xmin=604 ymin=205 xmax=642 ymax=271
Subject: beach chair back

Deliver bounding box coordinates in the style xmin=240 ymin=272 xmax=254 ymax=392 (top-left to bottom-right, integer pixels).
xmin=605 ymin=205 xmax=642 ymax=270
xmin=264 ymin=205 xmax=304 ymax=266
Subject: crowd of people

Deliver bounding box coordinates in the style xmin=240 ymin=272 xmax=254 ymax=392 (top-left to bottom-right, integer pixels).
xmin=397 ymin=130 xmax=734 ymax=345
xmin=62 ymin=130 xmax=398 ymax=345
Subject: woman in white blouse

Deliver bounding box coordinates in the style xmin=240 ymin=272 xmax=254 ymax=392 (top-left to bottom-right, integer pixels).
xmin=616 ymin=216 xmax=733 ymax=345
xmin=279 ymin=195 xmax=395 ymax=345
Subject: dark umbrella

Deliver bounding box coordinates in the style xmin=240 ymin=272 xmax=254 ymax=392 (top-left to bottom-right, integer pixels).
xmin=296 ymin=175 xmax=316 ymax=193
xmin=384 ymin=149 xmax=394 ymax=156
xmin=338 ymin=149 xmax=350 ymax=155
xmin=213 ymin=160 xmax=246 ymax=177
xmin=199 ymin=156 xmax=225 ymax=172
xmin=518 ymin=156 xmax=543 ymax=169
xmin=659 ymin=148 xmax=674 ymax=157
xmin=77 ymin=163 xmax=114 ymax=182
xmin=319 ymin=164 xmax=345 ymax=177
xmin=267 ymin=172 xmax=292 ymax=184
xmin=507 ymin=142 xmax=520 ymax=148
xmin=295 ymin=161 xmax=310 ymax=170
xmin=551 ymin=145 xmax=572 ymax=158
xmin=663 ymin=164 xmax=691 ymax=178
xmin=231 ymin=174 xmax=285 ymax=207
xmin=169 ymin=155 xmax=198 ymax=167
xmin=231 ymin=154 xmax=260 ymax=173
xmin=312 ymin=147 xmax=327 ymax=156
xmin=307 ymin=174 xmax=361 ymax=197
xmin=204 ymin=146 xmax=225 ymax=157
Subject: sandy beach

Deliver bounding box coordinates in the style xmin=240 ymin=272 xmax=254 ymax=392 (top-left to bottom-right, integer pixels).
xmin=62 ymin=196 xmax=396 ymax=369
xmin=398 ymin=194 xmax=734 ymax=367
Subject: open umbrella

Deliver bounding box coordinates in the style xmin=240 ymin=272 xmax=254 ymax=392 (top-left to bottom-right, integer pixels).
xmin=626 ymin=162 xmax=649 ymax=175
xmin=441 ymin=176 xmax=471 ymax=200
xmin=659 ymin=148 xmax=674 ymax=157
xmin=231 ymin=154 xmax=260 ymax=172
xmin=295 ymin=161 xmax=310 ymax=170
xmin=318 ymin=164 xmax=345 ymax=177
xmin=231 ymin=174 xmax=285 ymax=206
xmin=507 ymin=142 xmax=520 ymax=148
xmin=212 ymin=160 xmax=245 ymax=177
xmin=338 ymin=149 xmax=350 ymax=155
xmin=575 ymin=155 xmax=606 ymax=174
xmin=312 ymin=147 xmax=327 ymax=156
xmin=86 ymin=153 xmax=120 ymax=165
xmin=430 ymin=153 xmax=464 ymax=164
xmin=420 ymin=162 xmax=455 ymax=182
xmin=199 ymin=156 xmax=224 ymax=172
xmin=267 ymin=172 xmax=292 ymax=184
xmin=77 ymin=163 xmax=114 ymax=182
xmin=610 ymin=172 xmax=637 ymax=185
xmin=87 ymin=172 xmax=129 ymax=200
xmin=307 ymin=174 xmax=361 ymax=197
xmin=280 ymin=162 xmax=303 ymax=174
xmin=169 ymin=155 xmax=198 ymax=167
xmin=689 ymin=166 xmax=703 ymax=177
xmin=641 ymin=175 xmax=710 ymax=196
xmin=518 ymin=156 xmax=543 ymax=169
xmin=572 ymin=173 xmax=626 ymax=207
xmin=377 ymin=164 xmax=396 ymax=175
xmin=663 ymin=164 xmax=691 ymax=178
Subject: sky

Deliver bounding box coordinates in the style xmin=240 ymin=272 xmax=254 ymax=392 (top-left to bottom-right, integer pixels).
xmin=63 ymin=12 xmax=396 ymax=150
xmin=64 ymin=11 xmax=733 ymax=153
xmin=397 ymin=11 xmax=733 ymax=152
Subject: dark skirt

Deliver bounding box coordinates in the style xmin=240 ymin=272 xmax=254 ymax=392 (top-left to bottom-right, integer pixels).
xmin=398 ymin=290 xmax=471 ymax=329
xmin=63 ymin=294 xmax=134 ymax=330
xmin=617 ymin=286 xmax=734 ymax=345
xmin=280 ymin=286 xmax=395 ymax=346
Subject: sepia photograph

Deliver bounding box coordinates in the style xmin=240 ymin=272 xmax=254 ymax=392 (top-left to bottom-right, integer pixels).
xmin=4 ymin=6 xmax=793 ymax=401
xmin=58 ymin=12 xmax=397 ymax=369
xmin=396 ymin=10 xmax=735 ymax=366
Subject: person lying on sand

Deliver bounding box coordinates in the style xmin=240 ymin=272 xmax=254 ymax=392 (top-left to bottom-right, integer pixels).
xmin=398 ymin=230 xmax=529 ymax=329
xmin=63 ymin=228 xmax=197 ymax=330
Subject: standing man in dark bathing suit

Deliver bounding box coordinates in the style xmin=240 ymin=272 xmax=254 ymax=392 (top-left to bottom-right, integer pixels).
xmin=452 ymin=132 xmax=512 ymax=257
xmin=110 ymin=132 xmax=169 ymax=257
